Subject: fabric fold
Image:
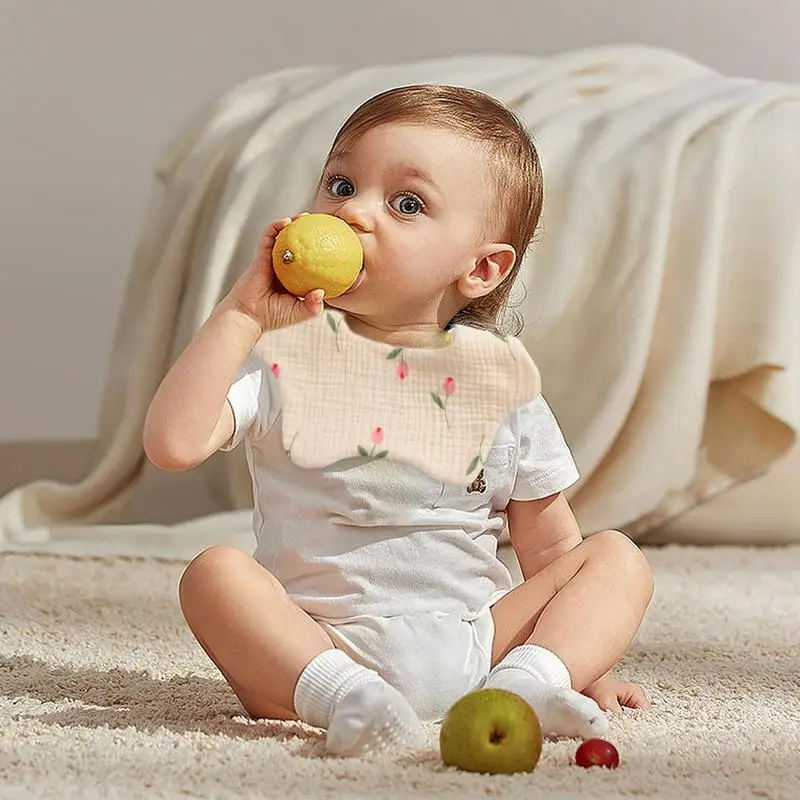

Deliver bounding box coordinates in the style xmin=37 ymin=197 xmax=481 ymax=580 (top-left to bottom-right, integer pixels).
xmin=1 ymin=45 xmax=797 ymax=550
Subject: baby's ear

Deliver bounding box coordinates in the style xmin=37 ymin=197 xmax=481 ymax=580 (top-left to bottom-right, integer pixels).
xmin=457 ymin=243 xmax=516 ymax=299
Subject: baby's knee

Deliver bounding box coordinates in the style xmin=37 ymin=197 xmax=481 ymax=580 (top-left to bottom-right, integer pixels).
xmin=179 ymin=545 xmax=252 ymax=607
xmin=590 ymin=530 xmax=654 ymax=599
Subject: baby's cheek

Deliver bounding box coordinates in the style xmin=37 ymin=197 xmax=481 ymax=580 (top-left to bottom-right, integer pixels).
xmin=310 ymin=197 xmax=332 ymax=214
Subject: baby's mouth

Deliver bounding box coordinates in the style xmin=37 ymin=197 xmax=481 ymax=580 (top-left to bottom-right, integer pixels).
xmin=343 ymin=264 xmax=366 ymax=294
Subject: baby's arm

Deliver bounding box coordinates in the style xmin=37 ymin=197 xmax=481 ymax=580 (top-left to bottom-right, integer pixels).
xmin=143 ymin=299 xmax=261 ymax=470
xmin=506 ymin=492 xmax=582 ymax=580
xmin=505 ymin=394 xmax=583 ymax=578
xmin=144 ymin=217 xmax=324 ymax=471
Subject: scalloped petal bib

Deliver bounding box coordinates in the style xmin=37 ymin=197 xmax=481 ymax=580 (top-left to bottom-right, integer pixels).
xmin=254 ymin=310 xmax=541 ymax=485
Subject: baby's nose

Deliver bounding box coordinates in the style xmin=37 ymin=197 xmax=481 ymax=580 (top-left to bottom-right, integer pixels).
xmin=337 ymin=200 xmax=373 ymax=233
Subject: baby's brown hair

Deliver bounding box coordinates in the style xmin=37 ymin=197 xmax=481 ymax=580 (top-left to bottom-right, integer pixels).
xmin=323 ymin=84 xmax=543 ymax=335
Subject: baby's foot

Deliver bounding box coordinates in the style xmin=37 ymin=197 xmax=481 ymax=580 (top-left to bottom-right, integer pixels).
xmin=484 ymin=670 xmax=608 ymax=739
xmin=537 ymin=687 xmax=609 ymax=739
xmin=325 ymin=681 xmax=427 ymax=757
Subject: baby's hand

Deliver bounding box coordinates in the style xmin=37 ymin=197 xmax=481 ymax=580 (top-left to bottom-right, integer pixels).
xmin=226 ymin=214 xmax=325 ymax=333
xmin=582 ymin=674 xmax=651 ymax=714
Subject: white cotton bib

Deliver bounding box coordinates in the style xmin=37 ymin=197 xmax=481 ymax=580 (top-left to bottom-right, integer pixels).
xmin=253 ymin=310 xmax=541 ymax=485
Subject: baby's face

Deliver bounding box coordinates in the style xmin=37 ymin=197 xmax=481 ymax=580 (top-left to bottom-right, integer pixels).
xmin=312 ymin=122 xmax=496 ymax=326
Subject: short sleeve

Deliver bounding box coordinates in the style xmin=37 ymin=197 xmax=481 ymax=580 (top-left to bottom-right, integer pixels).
xmin=511 ymin=395 xmax=580 ymax=500
xmin=219 ymin=349 xmax=280 ymax=451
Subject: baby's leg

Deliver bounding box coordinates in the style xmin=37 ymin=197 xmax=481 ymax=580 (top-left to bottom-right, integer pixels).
xmin=179 ymin=545 xmax=425 ymax=755
xmin=486 ymin=530 xmax=654 ymax=738
xmin=179 ymin=545 xmax=332 ymax=718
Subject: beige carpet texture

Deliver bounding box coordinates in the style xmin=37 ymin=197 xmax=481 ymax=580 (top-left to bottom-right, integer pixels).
xmin=1 ymin=545 xmax=799 ymax=800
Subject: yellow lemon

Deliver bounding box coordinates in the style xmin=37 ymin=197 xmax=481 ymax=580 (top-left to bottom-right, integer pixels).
xmin=272 ymin=213 xmax=363 ymax=298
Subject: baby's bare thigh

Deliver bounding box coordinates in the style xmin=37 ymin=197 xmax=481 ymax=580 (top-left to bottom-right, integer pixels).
xmin=179 ymin=545 xmax=333 ymax=721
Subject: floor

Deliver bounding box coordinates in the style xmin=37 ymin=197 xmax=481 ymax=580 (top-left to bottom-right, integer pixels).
xmin=2 ymin=544 xmax=798 ymax=799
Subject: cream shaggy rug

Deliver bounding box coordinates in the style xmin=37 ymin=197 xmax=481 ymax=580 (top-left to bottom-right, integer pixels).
xmin=1 ymin=545 xmax=799 ymax=800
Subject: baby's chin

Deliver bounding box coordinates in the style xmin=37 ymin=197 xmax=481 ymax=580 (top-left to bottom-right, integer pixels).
xmin=324 ymin=296 xmax=347 ymax=311
xmin=324 ymin=291 xmax=361 ymax=313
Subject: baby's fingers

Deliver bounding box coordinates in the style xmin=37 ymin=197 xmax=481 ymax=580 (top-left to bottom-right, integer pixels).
xmin=619 ymin=684 xmax=651 ymax=710
xmin=301 ymin=289 xmax=325 ymax=317
xmin=258 ymin=217 xmax=294 ymax=255
xmin=593 ymin=689 xmax=622 ymax=714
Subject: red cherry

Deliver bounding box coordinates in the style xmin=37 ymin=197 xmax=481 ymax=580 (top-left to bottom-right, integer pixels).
xmin=575 ymin=738 xmax=620 ymax=769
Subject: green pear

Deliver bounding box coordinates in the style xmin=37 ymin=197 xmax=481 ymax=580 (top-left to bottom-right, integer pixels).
xmin=439 ymin=688 xmax=543 ymax=774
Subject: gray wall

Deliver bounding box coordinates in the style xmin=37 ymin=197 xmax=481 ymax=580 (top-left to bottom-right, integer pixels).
xmin=2 ymin=0 xmax=798 ymax=440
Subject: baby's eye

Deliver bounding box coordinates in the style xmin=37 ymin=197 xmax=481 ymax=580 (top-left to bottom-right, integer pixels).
xmin=390 ymin=193 xmax=424 ymax=216
xmin=328 ymin=177 xmax=355 ymax=197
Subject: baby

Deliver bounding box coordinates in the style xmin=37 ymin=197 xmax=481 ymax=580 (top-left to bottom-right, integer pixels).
xmin=144 ymin=84 xmax=654 ymax=757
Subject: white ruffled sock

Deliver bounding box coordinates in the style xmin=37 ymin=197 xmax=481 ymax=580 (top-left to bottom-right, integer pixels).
xmin=483 ymin=645 xmax=608 ymax=739
xmin=293 ymin=649 xmax=426 ymax=757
